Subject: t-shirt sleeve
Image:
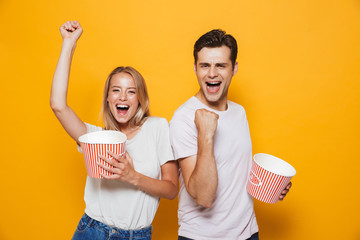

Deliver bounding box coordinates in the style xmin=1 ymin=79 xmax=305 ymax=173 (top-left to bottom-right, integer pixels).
xmin=77 ymin=123 xmax=103 ymax=153
xmin=156 ymin=118 xmax=175 ymax=166
xmin=169 ymin=114 xmax=198 ymax=160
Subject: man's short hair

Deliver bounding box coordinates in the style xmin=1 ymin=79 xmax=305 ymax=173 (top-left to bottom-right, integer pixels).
xmin=194 ymin=29 xmax=238 ymax=68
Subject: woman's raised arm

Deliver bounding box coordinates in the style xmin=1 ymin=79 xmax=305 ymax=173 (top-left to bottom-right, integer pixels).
xmin=50 ymin=21 xmax=87 ymax=144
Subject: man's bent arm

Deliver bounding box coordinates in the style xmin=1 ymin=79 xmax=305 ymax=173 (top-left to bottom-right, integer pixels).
xmin=179 ymin=109 xmax=219 ymax=208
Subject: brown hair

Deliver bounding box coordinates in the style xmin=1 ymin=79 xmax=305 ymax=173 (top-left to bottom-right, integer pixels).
xmin=101 ymin=66 xmax=150 ymax=130
xmin=194 ymin=29 xmax=238 ymax=68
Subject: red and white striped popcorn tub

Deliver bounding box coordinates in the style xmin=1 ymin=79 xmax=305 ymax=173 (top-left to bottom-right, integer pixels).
xmin=247 ymin=153 xmax=296 ymax=204
xmin=79 ymin=131 xmax=127 ymax=179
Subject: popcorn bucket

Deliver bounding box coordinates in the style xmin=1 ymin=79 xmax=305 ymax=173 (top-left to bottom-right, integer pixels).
xmin=79 ymin=131 xmax=127 ymax=178
xmin=247 ymin=153 xmax=296 ymax=204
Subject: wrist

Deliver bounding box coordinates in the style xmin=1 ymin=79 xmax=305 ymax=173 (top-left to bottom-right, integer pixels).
xmin=198 ymin=131 xmax=215 ymax=142
xmin=62 ymin=38 xmax=77 ymax=49
xmin=129 ymin=171 xmax=141 ymax=187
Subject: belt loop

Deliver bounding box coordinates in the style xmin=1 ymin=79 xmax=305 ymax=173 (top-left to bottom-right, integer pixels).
xmin=87 ymin=215 xmax=94 ymax=227
xmin=129 ymin=228 xmax=133 ymax=240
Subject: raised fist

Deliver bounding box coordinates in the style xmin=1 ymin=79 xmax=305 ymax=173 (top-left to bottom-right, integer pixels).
xmin=60 ymin=20 xmax=83 ymax=42
xmin=194 ymin=108 xmax=219 ymax=138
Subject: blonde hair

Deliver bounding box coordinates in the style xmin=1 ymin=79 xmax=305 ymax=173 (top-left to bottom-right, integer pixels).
xmin=101 ymin=66 xmax=150 ymax=130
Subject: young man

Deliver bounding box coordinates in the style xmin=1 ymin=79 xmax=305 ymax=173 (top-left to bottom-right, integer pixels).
xmin=169 ymin=30 xmax=291 ymax=240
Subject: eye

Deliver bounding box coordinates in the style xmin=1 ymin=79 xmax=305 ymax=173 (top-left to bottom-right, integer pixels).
xmin=112 ymin=89 xmax=120 ymax=92
xmin=128 ymin=90 xmax=136 ymax=94
xmin=199 ymin=63 xmax=209 ymax=68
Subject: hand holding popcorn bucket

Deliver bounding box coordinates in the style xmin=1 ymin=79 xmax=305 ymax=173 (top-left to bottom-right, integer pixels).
xmin=79 ymin=131 xmax=127 ymax=178
xmin=247 ymin=153 xmax=296 ymax=204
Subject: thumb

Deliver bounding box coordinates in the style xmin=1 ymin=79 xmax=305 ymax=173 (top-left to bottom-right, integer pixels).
xmin=125 ymin=152 xmax=133 ymax=166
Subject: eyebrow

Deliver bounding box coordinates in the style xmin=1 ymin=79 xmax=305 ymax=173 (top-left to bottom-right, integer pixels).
xmin=110 ymin=86 xmax=136 ymax=89
xmin=198 ymin=62 xmax=229 ymax=66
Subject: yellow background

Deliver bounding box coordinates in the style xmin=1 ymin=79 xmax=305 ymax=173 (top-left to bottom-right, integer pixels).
xmin=1 ymin=0 xmax=359 ymax=239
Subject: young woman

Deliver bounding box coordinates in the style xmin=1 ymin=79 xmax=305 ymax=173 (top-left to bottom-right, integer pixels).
xmin=50 ymin=20 xmax=178 ymax=240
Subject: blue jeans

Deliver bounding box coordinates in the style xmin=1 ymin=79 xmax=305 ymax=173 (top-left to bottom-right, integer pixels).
xmin=72 ymin=213 xmax=152 ymax=240
xmin=178 ymin=232 xmax=259 ymax=240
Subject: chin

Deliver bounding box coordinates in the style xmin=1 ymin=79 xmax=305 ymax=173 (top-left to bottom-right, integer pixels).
xmin=115 ymin=117 xmax=129 ymax=125
xmin=204 ymin=94 xmax=221 ymax=103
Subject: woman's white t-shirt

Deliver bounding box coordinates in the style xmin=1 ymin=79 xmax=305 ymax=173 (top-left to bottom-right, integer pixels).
xmin=78 ymin=117 xmax=174 ymax=229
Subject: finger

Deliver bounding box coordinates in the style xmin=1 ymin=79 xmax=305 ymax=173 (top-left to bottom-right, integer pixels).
xmin=65 ymin=21 xmax=75 ymax=31
xmin=107 ymin=150 xmax=125 ymax=163
xmin=281 ymin=189 xmax=289 ymax=194
xmin=106 ymin=150 xmax=117 ymax=159
xmin=64 ymin=21 xmax=71 ymax=30
xmin=97 ymin=161 xmax=112 ymax=172
xmin=61 ymin=23 xmax=69 ymax=32
xmin=286 ymin=182 xmax=292 ymax=190
xmin=97 ymin=161 xmax=119 ymax=174
xmin=99 ymin=172 xmax=119 ymax=180
xmin=64 ymin=24 xmax=73 ymax=32
xmin=125 ymin=152 xmax=132 ymax=164
xmin=70 ymin=21 xmax=81 ymax=32
xmin=69 ymin=21 xmax=76 ymax=31
xmin=71 ymin=20 xmax=79 ymax=28
xmin=99 ymin=155 xmax=118 ymax=167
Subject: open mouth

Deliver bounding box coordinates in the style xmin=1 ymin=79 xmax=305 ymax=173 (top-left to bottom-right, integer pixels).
xmin=116 ymin=104 xmax=129 ymax=115
xmin=206 ymin=81 xmax=221 ymax=93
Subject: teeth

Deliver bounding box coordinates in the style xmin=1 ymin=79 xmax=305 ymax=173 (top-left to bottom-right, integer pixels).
xmin=207 ymin=82 xmax=221 ymax=86
xmin=116 ymin=104 xmax=129 ymax=109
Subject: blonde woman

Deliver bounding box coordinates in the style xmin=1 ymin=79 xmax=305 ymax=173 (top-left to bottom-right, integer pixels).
xmin=50 ymin=20 xmax=178 ymax=240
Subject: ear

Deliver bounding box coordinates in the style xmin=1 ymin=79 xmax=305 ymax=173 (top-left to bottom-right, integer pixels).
xmin=232 ymin=61 xmax=238 ymax=76
xmin=194 ymin=63 xmax=197 ymax=74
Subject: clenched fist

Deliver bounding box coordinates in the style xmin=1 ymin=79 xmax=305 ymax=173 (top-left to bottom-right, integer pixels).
xmin=195 ymin=109 xmax=219 ymax=138
xmin=60 ymin=20 xmax=83 ymax=42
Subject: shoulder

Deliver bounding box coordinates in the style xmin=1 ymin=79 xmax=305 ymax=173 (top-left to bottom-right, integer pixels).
xmin=171 ymin=97 xmax=199 ymax=124
xmin=142 ymin=117 xmax=170 ymax=136
xmin=145 ymin=116 xmax=169 ymax=128
xmin=228 ymin=100 xmax=247 ymax=115
xmin=228 ymin=100 xmax=245 ymax=111
xmin=169 ymin=99 xmax=199 ymax=139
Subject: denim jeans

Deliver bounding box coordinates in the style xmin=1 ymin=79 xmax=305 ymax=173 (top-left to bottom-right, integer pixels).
xmin=178 ymin=232 xmax=259 ymax=240
xmin=72 ymin=213 xmax=152 ymax=240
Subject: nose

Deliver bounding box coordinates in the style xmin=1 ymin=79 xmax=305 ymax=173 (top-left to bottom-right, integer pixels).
xmin=119 ymin=91 xmax=127 ymax=101
xmin=208 ymin=66 xmax=218 ymax=78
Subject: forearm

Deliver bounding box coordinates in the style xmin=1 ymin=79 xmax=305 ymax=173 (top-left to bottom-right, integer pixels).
xmin=50 ymin=39 xmax=77 ymax=111
xmin=131 ymin=172 xmax=178 ymax=200
xmin=50 ymin=39 xmax=86 ymax=142
xmin=187 ymin=134 xmax=218 ymax=208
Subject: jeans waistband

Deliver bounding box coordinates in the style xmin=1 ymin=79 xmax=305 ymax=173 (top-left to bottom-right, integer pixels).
xmin=84 ymin=213 xmax=152 ymax=238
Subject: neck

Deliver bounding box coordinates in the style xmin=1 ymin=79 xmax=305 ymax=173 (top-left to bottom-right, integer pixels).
xmin=118 ymin=124 xmax=134 ymax=134
xmin=195 ymin=91 xmax=228 ymax=111
xmin=117 ymin=121 xmax=144 ymax=140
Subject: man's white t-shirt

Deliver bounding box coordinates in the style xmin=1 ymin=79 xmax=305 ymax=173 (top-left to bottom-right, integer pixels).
xmin=170 ymin=97 xmax=258 ymax=240
xmin=78 ymin=117 xmax=174 ymax=230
